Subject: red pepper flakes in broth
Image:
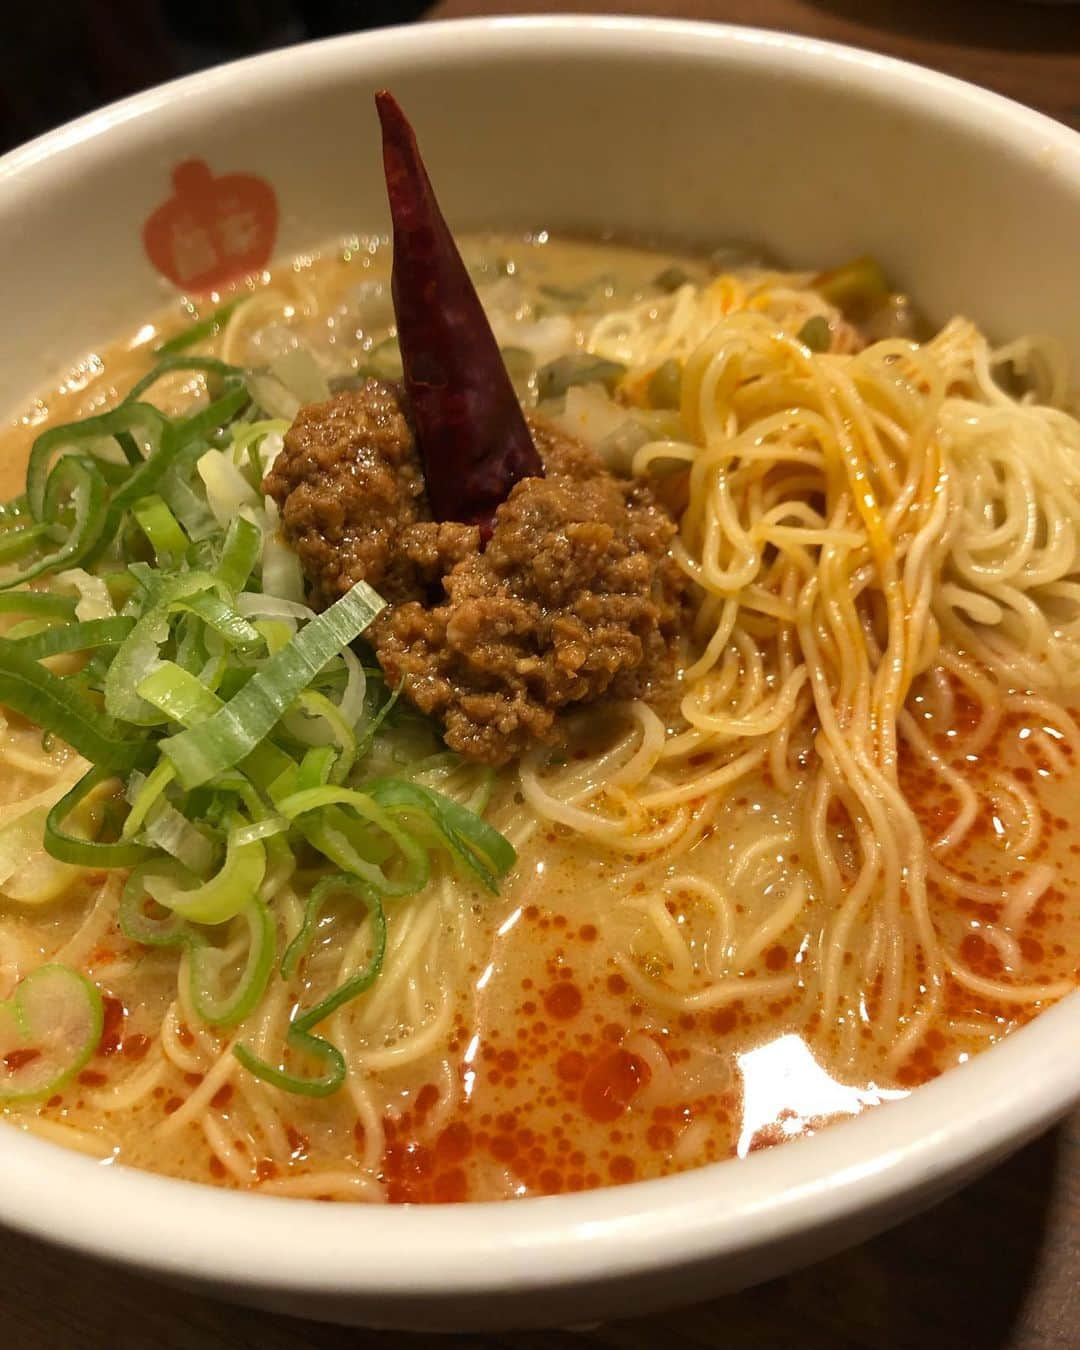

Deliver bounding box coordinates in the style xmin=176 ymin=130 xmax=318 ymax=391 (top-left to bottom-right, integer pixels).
xmin=581 ymin=1049 xmax=651 ymax=1124
xmin=97 ymin=996 xmax=125 ymax=1056
xmin=3 ymin=1048 xmax=42 ymax=1072
xmin=375 ymin=90 xmax=543 ymax=537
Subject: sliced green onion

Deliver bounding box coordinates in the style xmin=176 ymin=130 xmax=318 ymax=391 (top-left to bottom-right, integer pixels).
xmin=188 ymin=899 xmax=274 ymax=1025
xmin=205 ymin=771 xmax=272 ymax=821
xmin=233 ymin=1028 xmax=345 ymax=1098
xmin=13 ymin=616 xmax=134 ymax=662
xmin=137 ymin=662 xmax=224 ymax=727
xmin=120 ymin=760 xmax=176 ymax=840
xmin=0 ymin=965 xmax=103 ymax=1102
xmin=109 ymin=384 xmax=249 ymax=514
xmin=257 ymin=497 xmax=306 ymax=604
xmin=0 ymin=456 xmax=110 ymax=590
xmin=0 ymin=637 xmax=151 ymax=774
xmin=353 ymin=680 xmax=402 ymax=763
xmin=230 ymin=419 xmax=289 ymax=484
xmin=239 ymin=591 xmax=311 ymax=622
xmin=295 ymin=745 xmax=338 ymax=792
xmin=246 ymin=372 xmax=301 ymax=423
xmin=366 ymin=778 xmax=516 ymax=892
xmin=174 ymin=622 xmax=216 ymax=686
xmin=162 ymin=581 xmax=385 ymax=789
xmin=119 ymin=864 xmax=189 ymax=945
xmin=239 ymin=740 xmax=297 ymax=797
xmin=43 ymin=766 xmax=152 ymax=868
xmin=230 ymin=815 xmax=289 ymax=846
xmin=280 ymin=874 xmax=383 ymax=983
xmin=235 ymin=877 xmax=384 ymax=1098
xmin=5 ymin=617 xmax=52 ymax=641
xmin=281 ymin=689 xmax=357 ymax=781
xmin=124 ymin=354 xmax=241 ymax=407
xmin=159 ymin=470 xmax=218 ymax=543
xmin=252 ymin=618 xmax=294 ymax=657
xmin=131 ymin=494 xmax=189 ymax=562
xmin=104 ymin=571 xmax=224 ymax=725
xmin=0 ymin=592 xmax=77 ymax=618
xmin=0 ymin=495 xmax=30 ymax=526
xmin=0 ymin=305 xmax=518 ymax=1062
xmin=153 ymin=297 xmax=248 ymax=357
xmin=180 ymin=590 xmax=262 ymax=651
xmin=274 ymin=783 xmax=428 ymax=896
xmin=261 ymin=534 xmax=306 ymax=606
xmin=335 ymin=646 xmax=367 ymax=729
xmin=209 ymin=771 xmax=294 ymax=886
xmin=142 ymin=816 xmax=265 ymax=924
xmin=0 ymin=523 xmax=50 ymax=564
xmin=140 ymin=799 xmax=218 ymax=875
xmin=27 ymin=402 xmax=168 ymax=520
xmin=31 ymin=385 xmax=250 ymax=577
xmin=290 ymin=893 xmax=386 ymax=1029
xmin=215 ymin=515 xmax=262 ymax=592
xmin=119 ymin=870 xmax=273 ymax=1027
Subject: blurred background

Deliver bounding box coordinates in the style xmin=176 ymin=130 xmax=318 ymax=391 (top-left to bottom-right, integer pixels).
xmin=2 ymin=0 xmax=1077 ymax=156
xmin=0 ymin=2 xmax=429 ymax=153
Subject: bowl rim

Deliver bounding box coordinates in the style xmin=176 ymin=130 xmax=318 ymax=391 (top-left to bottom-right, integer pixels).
xmin=0 ymin=13 xmax=1078 ymax=1302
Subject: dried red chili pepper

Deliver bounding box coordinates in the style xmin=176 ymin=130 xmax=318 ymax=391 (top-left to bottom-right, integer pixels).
xmin=375 ymin=90 xmax=543 ymax=535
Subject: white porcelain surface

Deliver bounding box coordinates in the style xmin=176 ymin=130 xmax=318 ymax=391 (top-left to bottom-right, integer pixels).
xmin=0 ymin=17 xmax=1078 ymax=1333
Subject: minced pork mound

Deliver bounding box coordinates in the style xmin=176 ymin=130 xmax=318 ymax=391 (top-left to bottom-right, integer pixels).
xmin=264 ymin=379 xmax=686 ymax=765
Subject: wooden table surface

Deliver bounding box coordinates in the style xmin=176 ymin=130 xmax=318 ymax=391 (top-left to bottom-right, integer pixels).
xmin=5 ymin=3 xmax=1079 ymax=1347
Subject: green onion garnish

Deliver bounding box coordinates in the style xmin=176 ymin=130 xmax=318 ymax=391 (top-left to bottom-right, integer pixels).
xmin=152 ymin=297 xmax=249 ymax=357
xmin=160 ymin=582 xmax=385 ymax=789
xmin=0 ymin=332 xmax=516 ymax=1099
xmin=235 ymin=876 xmax=386 ymax=1097
xmin=0 ymin=966 xmax=103 ymax=1102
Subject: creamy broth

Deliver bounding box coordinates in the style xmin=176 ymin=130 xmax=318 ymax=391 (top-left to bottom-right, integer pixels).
xmin=1 ymin=233 xmax=1077 ymax=1200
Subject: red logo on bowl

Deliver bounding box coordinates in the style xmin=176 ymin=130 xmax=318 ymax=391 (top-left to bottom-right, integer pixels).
xmin=142 ymin=159 xmax=278 ymax=293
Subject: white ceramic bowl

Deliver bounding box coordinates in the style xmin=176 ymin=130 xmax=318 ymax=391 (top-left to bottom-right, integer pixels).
xmin=1 ymin=17 xmax=1078 ymax=1333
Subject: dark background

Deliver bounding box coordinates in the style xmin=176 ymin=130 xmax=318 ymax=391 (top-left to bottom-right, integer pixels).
xmin=0 ymin=2 xmax=429 ymax=154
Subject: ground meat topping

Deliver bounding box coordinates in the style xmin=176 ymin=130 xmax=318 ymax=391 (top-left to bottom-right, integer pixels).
xmin=263 ymin=380 xmax=438 ymax=604
xmin=265 ymin=381 xmax=686 ymax=765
